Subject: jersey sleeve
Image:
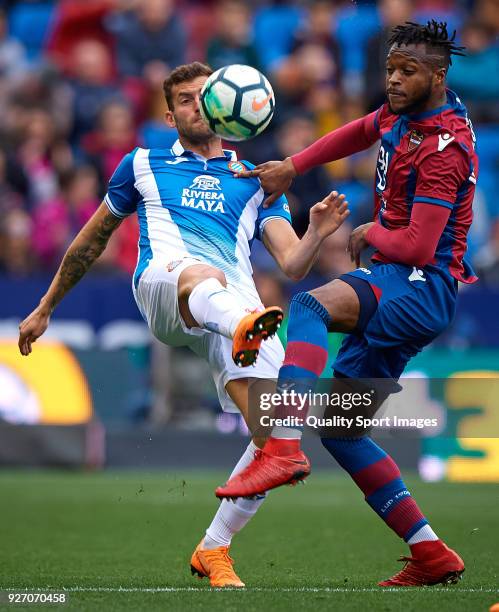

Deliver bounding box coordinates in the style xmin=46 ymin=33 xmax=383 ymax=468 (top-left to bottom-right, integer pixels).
xmin=104 ymin=148 xmax=141 ymax=218
xmin=240 ymin=160 xmax=292 ymax=240
xmin=366 ymin=202 xmax=451 ymax=267
xmin=255 ymin=193 xmax=292 ymax=240
xmin=413 ymin=139 xmax=470 ymax=209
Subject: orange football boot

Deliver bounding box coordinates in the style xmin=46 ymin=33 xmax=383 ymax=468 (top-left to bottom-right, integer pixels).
xmin=378 ymin=540 xmax=465 ymax=587
xmin=190 ymin=539 xmax=245 ymax=588
xmin=232 ymin=306 xmax=283 ymax=367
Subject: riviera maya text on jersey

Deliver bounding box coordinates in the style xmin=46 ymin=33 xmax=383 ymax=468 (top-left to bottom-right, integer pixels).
xmin=181 ymin=174 xmax=226 ymax=213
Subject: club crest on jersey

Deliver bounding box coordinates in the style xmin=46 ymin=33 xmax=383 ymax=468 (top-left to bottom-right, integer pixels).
xmin=189 ymin=175 xmax=221 ymax=190
xmin=182 ymin=174 xmax=225 ymax=213
xmin=408 ymin=130 xmax=424 ymax=152
xmin=228 ymin=161 xmax=246 ymax=173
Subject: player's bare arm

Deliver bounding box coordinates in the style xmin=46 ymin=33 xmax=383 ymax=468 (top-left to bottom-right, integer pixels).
xmin=18 ymin=203 xmax=122 ymax=356
xmin=263 ymin=191 xmax=349 ymax=281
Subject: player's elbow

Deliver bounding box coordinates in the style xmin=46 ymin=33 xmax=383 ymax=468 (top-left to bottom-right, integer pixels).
xmin=282 ymin=265 xmax=306 ymax=282
xmin=277 ymin=256 xmax=306 ymax=281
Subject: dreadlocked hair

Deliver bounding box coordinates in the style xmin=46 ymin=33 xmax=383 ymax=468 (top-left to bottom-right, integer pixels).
xmin=388 ymin=20 xmax=466 ymax=66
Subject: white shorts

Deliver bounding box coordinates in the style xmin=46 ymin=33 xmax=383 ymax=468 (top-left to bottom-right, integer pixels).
xmin=133 ymin=258 xmax=284 ymax=413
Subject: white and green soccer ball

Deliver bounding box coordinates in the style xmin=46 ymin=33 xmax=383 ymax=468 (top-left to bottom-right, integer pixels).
xmin=200 ymin=64 xmax=275 ymax=142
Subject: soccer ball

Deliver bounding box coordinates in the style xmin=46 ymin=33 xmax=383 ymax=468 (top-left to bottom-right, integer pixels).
xmin=200 ymin=64 xmax=275 ymax=142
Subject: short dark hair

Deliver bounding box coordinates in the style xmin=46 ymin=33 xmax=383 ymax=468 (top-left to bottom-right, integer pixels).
xmin=388 ymin=20 xmax=466 ymax=68
xmin=163 ymin=62 xmax=213 ymax=110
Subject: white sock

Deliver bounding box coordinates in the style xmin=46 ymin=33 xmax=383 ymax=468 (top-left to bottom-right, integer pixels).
xmin=204 ymin=441 xmax=267 ymax=549
xmin=188 ymin=277 xmax=246 ymax=339
xmin=407 ymin=523 xmax=439 ymax=545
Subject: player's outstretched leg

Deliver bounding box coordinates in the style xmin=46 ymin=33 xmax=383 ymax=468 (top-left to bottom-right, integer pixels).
xmin=190 ymin=441 xmax=267 ymax=587
xmin=216 ymin=292 xmax=330 ymax=498
xmin=186 ymin=274 xmax=282 ymax=367
xmin=321 ymin=436 xmax=465 ymax=587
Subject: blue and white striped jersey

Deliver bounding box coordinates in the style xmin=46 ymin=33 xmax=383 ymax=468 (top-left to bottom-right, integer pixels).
xmin=104 ymin=140 xmax=292 ymax=292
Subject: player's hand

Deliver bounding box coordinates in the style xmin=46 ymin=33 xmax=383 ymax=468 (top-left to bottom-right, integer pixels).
xmin=236 ymin=157 xmax=297 ymax=207
xmin=309 ymin=191 xmax=349 ymax=240
xmin=18 ymin=305 xmax=51 ymax=356
xmin=347 ymin=222 xmax=374 ymax=268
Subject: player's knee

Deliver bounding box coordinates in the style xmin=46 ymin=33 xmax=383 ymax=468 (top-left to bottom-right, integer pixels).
xmin=178 ymin=265 xmax=227 ymax=298
xmin=206 ymin=266 xmax=227 ymax=286
xmin=292 ymin=291 xmax=316 ymax=304
xmin=309 ymin=279 xmax=360 ymax=331
xmin=309 ymin=284 xmax=340 ymax=317
xmin=291 ymin=290 xmax=330 ymax=314
xmin=289 ymin=291 xmax=332 ymax=329
xmin=309 ymin=279 xmax=352 ymax=308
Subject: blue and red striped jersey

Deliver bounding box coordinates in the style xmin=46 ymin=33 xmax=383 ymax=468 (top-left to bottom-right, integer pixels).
xmin=371 ymin=89 xmax=478 ymax=283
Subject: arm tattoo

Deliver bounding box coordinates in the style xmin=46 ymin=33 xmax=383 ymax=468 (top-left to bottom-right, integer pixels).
xmin=49 ymin=211 xmax=122 ymax=310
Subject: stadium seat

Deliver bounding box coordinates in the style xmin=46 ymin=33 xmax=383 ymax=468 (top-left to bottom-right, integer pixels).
xmin=8 ymin=1 xmax=55 ymax=61
xmin=336 ymin=4 xmax=380 ymax=75
xmin=253 ymin=4 xmax=304 ymax=70
xmin=475 ymin=126 xmax=499 ymax=219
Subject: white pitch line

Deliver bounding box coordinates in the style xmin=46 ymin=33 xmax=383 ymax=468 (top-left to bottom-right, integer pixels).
xmin=5 ymin=587 xmax=498 ymax=594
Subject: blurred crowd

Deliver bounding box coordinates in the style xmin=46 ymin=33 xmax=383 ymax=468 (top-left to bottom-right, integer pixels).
xmin=0 ymin=0 xmax=498 ymax=298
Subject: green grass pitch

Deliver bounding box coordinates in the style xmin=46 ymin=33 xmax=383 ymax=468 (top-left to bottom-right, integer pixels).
xmin=1 ymin=470 xmax=498 ymax=611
